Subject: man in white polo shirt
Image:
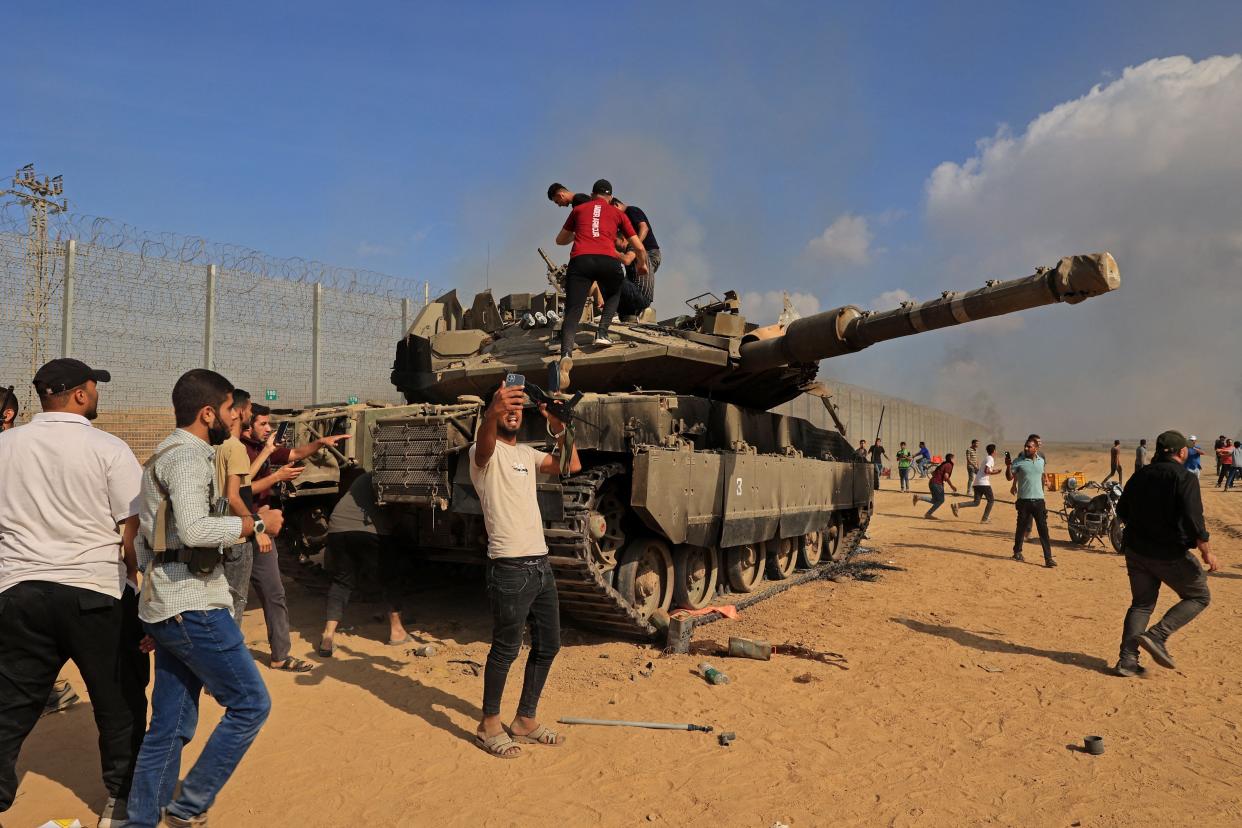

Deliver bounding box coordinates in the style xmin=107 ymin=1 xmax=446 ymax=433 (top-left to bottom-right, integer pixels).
xmin=0 ymin=359 xmax=149 ymax=827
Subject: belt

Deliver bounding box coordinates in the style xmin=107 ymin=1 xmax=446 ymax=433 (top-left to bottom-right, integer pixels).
xmin=490 ymin=555 xmax=547 ymax=568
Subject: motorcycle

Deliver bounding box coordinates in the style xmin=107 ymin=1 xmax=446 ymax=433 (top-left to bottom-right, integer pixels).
xmin=1060 ymin=478 xmax=1123 ymax=553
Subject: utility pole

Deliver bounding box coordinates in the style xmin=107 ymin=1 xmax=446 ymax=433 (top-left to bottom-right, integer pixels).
xmin=2 ymin=164 xmax=67 ymax=413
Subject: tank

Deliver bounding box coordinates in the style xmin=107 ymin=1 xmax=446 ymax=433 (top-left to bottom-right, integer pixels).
xmin=343 ymin=252 xmax=1118 ymax=640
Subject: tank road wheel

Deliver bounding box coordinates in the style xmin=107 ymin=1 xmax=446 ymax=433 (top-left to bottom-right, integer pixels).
xmin=672 ymin=545 xmax=719 ymax=611
xmin=592 ymin=486 xmax=630 ymax=571
xmin=764 ymin=537 xmax=797 ymax=580
xmin=615 ymin=536 xmax=674 ymax=620
xmin=724 ymin=543 xmax=765 ymax=593
xmin=798 ymin=530 xmax=824 ymax=568
xmin=826 ymin=513 xmax=846 ymax=562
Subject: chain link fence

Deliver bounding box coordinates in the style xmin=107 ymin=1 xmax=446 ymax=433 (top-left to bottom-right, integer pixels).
xmin=1 ymin=202 xmax=443 ymax=458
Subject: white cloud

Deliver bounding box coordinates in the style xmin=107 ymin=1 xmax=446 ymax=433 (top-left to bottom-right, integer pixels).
xmin=806 ymin=214 xmax=872 ymax=264
xmin=914 ymin=54 xmax=1242 ymax=438
xmin=739 ymin=290 xmax=821 ymax=325
xmin=871 ymin=288 xmax=912 ymax=307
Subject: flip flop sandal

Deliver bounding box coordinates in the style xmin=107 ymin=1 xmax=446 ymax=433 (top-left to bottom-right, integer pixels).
xmin=271 ymin=657 xmax=315 ymax=673
xmin=475 ymin=732 xmax=523 ymax=759
xmin=387 ymin=634 xmax=416 ymax=646
xmin=506 ymin=724 xmax=566 ymax=746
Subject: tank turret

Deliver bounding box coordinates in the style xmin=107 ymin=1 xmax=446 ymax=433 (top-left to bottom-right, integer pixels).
xmin=392 ymin=252 xmax=1119 ymax=411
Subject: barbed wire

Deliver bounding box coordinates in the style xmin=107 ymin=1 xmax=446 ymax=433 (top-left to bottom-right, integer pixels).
xmin=0 ymin=198 xmax=452 ymax=457
xmin=0 ymin=201 xmax=450 ymax=300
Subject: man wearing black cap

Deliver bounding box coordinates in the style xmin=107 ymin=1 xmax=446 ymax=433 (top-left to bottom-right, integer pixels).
xmin=0 ymin=359 xmax=149 ymax=826
xmin=1113 ymin=429 xmax=1218 ymax=677
xmin=554 ymin=178 xmax=649 ymax=388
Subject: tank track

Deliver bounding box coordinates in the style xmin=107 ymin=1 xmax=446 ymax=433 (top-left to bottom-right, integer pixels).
xmin=543 ymin=462 xmax=872 ymax=641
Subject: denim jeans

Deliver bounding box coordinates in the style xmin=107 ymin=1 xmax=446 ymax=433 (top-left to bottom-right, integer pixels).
xmin=127 ymin=609 xmax=271 ymax=827
xmin=956 ymin=484 xmax=995 ymax=521
xmin=917 ymin=482 xmax=945 ymax=515
xmin=872 ymin=461 xmax=882 ymax=490
xmin=898 ymin=466 xmax=911 ymax=491
xmin=1014 ymin=498 xmax=1053 ymax=560
xmin=483 ymin=557 xmax=561 ymax=718
xmin=1119 ymin=550 xmax=1210 ymax=660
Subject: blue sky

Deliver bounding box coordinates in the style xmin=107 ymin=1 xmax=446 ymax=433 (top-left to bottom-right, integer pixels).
xmin=5 ymin=2 xmax=1242 ymax=436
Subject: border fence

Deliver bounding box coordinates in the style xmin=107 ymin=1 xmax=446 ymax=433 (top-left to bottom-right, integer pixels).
xmin=775 ymin=381 xmax=992 ymax=469
xmin=3 ymin=199 xmax=989 ymax=465
xmin=1 ymin=202 xmax=443 ymax=458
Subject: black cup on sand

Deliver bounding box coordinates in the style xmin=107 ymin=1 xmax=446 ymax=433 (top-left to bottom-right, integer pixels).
xmin=1084 ymin=736 xmax=1105 ymax=755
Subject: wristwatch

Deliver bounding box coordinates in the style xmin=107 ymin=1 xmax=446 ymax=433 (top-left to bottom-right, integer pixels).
xmin=251 ymin=513 xmax=267 ymax=536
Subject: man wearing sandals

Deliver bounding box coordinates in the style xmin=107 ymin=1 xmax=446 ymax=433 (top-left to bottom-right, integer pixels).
xmin=469 ymin=379 xmax=580 ymax=758
xmin=128 ymin=370 xmax=284 ymax=827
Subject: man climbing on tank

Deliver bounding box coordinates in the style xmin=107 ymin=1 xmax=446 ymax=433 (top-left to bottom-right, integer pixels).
xmin=470 ymin=378 xmax=581 ymax=758
xmin=554 ymin=179 xmax=649 ymax=389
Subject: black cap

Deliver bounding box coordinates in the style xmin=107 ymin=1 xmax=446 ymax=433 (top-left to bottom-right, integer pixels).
xmin=32 ymin=358 xmax=111 ymax=395
xmin=592 ymin=178 xmax=613 ymax=196
xmin=1155 ymin=430 xmax=1188 ymax=455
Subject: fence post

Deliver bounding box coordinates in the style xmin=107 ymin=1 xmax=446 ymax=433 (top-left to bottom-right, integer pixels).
xmin=311 ymin=282 xmax=322 ymax=405
xmin=204 ymin=264 xmax=217 ymax=369
xmin=401 ymin=297 xmax=411 ymax=334
xmin=60 ymin=239 xmax=76 ymax=358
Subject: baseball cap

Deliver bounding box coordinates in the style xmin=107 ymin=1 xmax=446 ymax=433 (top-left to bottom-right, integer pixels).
xmin=1155 ymin=430 xmax=1188 ymax=455
xmin=32 ymin=358 xmax=111 ymax=395
xmin=591 ymin=178 xmax=613 ymax=196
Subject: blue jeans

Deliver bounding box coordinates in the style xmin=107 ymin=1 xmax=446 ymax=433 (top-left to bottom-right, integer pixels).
xmin=898 ymin=466 xmax=911 ymax=490
xmin=917 ymin=482 xmax=946 ymax=515
xmin=127 ymin=610 xmax=271 ymax=827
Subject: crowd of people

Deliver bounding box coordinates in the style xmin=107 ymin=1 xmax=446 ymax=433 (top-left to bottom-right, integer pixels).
xmin=0 ymin=347 xmax=586 ymax=824
xmin=889 ymin=429 xmax=1219 ymax=678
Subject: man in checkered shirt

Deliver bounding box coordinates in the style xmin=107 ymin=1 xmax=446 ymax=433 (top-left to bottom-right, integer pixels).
xmin=127 ymin=369 xmax=284 ymax=828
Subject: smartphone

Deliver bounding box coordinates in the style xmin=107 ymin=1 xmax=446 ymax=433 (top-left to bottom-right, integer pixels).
xmin=505 ymin=373 xmax=525 ymax=388
xmin=1004 ymin=450 xmax=1012 ymax=462
xmin=275 ymin=422 xmax=291 ymax=445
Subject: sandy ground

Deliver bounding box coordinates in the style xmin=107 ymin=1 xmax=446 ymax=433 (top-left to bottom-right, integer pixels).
xmin=9 ymin=445 xmax=1242 ymax=827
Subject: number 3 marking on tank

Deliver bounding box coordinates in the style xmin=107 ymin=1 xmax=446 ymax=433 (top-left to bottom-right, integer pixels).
xmin=736 ymin=477 xmax=743 ymax=496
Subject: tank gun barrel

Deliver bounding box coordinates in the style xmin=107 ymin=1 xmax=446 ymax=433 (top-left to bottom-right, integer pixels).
xmin=738 ymin=252 xmax=1119 ymax=372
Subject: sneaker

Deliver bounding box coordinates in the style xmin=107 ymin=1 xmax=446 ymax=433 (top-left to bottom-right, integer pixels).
xmin=911 ymin=494 xmax=919 ymax=507
xmin=165 ymin=811 xmax=209 ymax=827
xmin=1044 ymin=557 xmax=1058 ymax=568
xmin=593 ymin=335 xmax=614 ymax=347
xmin=557 ymin=356 xmax=573 ymax=391
xmin=1012 ymin=552 xmax=1025 ymax=562
xmin=1113 ymin=659 xmax=1147 ymax=678
xmin=950 ymin=503 xmax=960 ymax=517
xmin=41 ymin=679 xmax=80 ymax=717
xmin=1135 ymin=632 xmax=1176 ymax=669
xmin=98 ymin=795 xmax=128 ymax=828
xmin=980 ymin=518 xmax=991 ymax=524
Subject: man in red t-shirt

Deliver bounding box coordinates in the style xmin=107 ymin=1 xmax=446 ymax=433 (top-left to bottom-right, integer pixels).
xmin=913 ymin=452 xmax=958 ymax=518
xmin=553 ymin=179 xmax=649 ymax=388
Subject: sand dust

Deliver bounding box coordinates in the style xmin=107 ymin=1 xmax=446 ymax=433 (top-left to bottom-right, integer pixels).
xmin=10 ymin=445 xmax=1242 ymax=827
